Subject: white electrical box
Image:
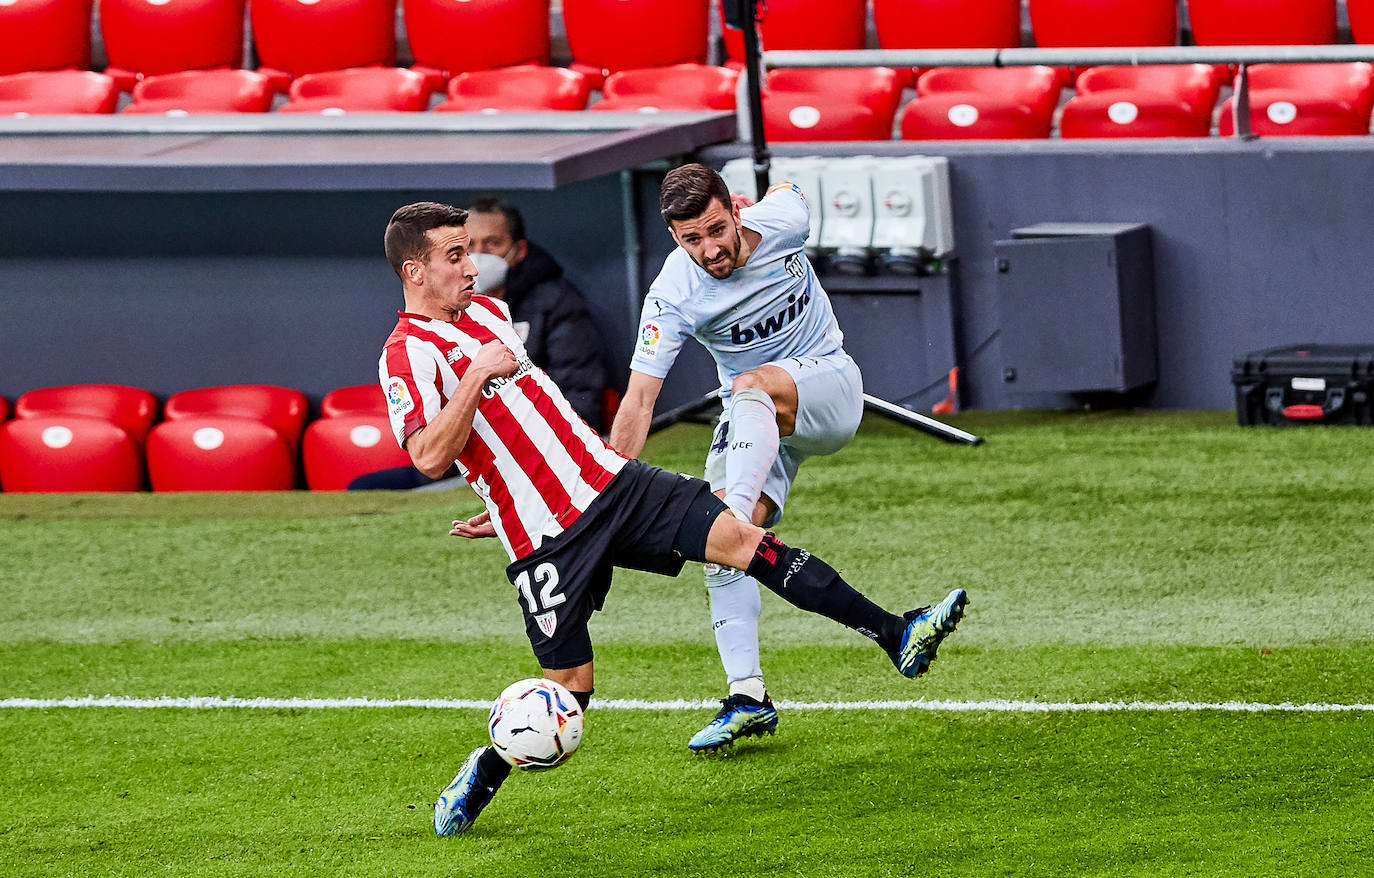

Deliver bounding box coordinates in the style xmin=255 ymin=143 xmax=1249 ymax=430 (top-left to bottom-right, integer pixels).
xmin=871 ymin=156 xmax=956 ymax=272
xmin=817 ymin=157 xmax=877 ymax=273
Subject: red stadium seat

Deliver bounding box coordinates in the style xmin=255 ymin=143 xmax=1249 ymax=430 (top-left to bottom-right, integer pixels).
xmin=1243 ymin=63 xmax=1374 ymax=121
xmin=278 ymin=68 xmax=432 ymax=113
xmin=1060 ymin=91 xmax=1210 ymax=137
xmin=434 ymin=66 xmax=589 ymax=112
xmin=146 ymin=418 xmax=296 ymax=491
xmin=918 ymin=66 xmax=1061 ymax=127
xmin=1219 ymin=91 xmax=1372 ymax=136
xmin=0 ymin=396 xmax=8 ymax=422
xmin=900 ymin=93 xmax=1053 ymax=139
xmin=15 ymin=383 xmax=158 ymax=443
xmin=874 ymin=0 xmax=1021 ymax=50
xmin=123 ymin=70 xmax=274 ymax=114
xmin=163 ymin=384 xmax=308 ymax=452
xmin=99 ymin=0 xmax=246 ymax=92
xmin=1029 ymin=0 xmax=1177 ymax=47
xmin=722 ymin=0 xmax=867 ymax=66
xmin=1187 ymin=0 xmax=1336 ymax=46
xmin=764 ymin=68 xmax=903 ymax=141
xmin=251 ymin=0 xmax=396 ymax=93
xmin=405 ymin=0 xmax=550 ymax=87
xmin=0 ymin=417 xmax=143 ymax=492
xmin=320 ymin=383 xmax=388 ymax=418
xmin=593 ymin=64 xmax=739 ymax=112
xmin=0 ymin=71 xmax=118 ymax=115
xmin=302 ymin=416 xmax=411 ymax=490
xmin=1351 ymin=0 xmax=1374 ymax=43
xmin=563 ymin=0 xmax=708 ymax=89
xmin=1076 ymin=65 xmax=1223 ymax=126
xmin=0 ymin=0 xmax=93 ymax=75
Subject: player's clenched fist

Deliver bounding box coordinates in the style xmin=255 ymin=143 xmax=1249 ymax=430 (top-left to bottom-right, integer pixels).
xmin=471 ymin=341 xmax=518 ymax=380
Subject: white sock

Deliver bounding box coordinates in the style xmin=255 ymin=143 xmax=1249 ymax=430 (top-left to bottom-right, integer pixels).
xmin=722 ymin=387 xmax=779 ymax=518
xmin=728 ymin=676 xmax=768 ymax=702
xmin=705 ymin=563 xmax=764 ymax=687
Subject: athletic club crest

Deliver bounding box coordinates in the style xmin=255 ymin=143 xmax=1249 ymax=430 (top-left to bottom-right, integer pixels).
xmin=535 ymin=610 xmax=558 ymax=638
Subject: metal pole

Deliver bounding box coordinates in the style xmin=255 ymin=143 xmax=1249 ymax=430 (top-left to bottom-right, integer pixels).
xmin=863 ymin=394 xmax=984 ymax=446
xmin=739 ymin=1 xmax=771 ymax=196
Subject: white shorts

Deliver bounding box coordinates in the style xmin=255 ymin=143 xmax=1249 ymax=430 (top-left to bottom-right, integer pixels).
xmin=704 ymin=352 xmax=863 ymax=527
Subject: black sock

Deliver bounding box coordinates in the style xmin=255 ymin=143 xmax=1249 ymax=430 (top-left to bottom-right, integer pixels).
xmin=569 ymin=689 xmax=593 ymax=711
xmin=475 ymin=745 xmax=512 ymax=789
xmin=745 ymin=532 xmax=906 ymax=652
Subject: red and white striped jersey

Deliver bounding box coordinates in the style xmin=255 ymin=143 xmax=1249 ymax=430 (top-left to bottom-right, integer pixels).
xmin=379 ymin=295 xmax=626 ymax=561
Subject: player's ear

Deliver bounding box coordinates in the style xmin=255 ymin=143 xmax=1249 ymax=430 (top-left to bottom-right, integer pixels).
xmin=402 ymin=257 xmax=424 ymax=286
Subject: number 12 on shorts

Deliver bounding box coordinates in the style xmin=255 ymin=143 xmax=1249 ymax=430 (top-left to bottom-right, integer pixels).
xmin=515 ymin=562 xmax=565 ymax=613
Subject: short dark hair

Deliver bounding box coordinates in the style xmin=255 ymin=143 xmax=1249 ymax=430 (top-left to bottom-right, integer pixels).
xmin=659 ymin=163 xmax=731 ymax=224
xmin=384 ymin=202 xmax=469 ymax=279
xmin=467 ymin=196 xmax=527 ymax=244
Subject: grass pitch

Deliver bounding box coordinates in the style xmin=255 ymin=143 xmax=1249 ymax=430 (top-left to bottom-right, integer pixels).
xmin=2 ymin=411 xmax=1373 ymax=876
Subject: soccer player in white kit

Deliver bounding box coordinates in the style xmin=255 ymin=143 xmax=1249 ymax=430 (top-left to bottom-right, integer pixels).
xmin=610 ymin=163 xmax=866 ymax=752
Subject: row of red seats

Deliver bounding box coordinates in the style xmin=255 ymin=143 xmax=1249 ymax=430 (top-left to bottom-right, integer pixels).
xmin=0 ymin=383 xmax=414 ymax=493
xmin=770 ymin=63 xmax=1374 ymax=140
xmin=0 ymin=64 xmax=740 ymax=115
xmin=7 ymin=0 xmax=1374 ymax=101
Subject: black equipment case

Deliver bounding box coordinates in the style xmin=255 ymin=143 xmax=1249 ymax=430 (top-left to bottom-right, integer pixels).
xmin=1232 ymin=344 xmax=1374 ymax=426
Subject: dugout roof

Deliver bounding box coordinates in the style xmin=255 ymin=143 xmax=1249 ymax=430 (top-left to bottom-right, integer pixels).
xmin=0 ymin=112 xmax=737 ymax=192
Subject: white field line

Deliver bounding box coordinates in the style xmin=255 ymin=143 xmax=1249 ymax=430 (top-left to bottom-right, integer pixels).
xmin=2 ymin=696 xmax=1373 ymax=713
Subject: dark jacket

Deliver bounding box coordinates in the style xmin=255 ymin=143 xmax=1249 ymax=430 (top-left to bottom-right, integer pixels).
xmin=504 ymin=242 xmax=608 ymax=432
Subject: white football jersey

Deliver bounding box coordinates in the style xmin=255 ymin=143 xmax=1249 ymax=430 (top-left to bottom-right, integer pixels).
xmin=630 ymin=185 xmax=845 ymax=395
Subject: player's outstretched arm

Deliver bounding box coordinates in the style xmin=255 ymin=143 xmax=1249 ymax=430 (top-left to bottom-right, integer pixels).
xmin=407 ymin=341 xmax=517 ymax=477
xmin=608 ymin=370 xmax=664 ymax=459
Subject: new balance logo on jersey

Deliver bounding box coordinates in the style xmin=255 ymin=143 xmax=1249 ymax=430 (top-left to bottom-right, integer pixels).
xmin=729 ymin=292 xmax=811 ymax=345
xmin=481 ymin=353 xmax=536 ymax=398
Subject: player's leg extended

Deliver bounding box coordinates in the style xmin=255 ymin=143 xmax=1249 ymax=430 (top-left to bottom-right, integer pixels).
xmin=721 ymin=365 xmax=796 ymax=517
xmin=702 ymin=508 xmax=968 ymax=678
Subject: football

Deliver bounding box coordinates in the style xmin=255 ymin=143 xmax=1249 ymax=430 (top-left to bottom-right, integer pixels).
xmin=487 ymin=678 xmax=584 ymax=770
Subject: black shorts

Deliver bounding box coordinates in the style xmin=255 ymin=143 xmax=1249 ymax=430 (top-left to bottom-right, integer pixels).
xmin=505 ymin=459 xmax=727 ymax=670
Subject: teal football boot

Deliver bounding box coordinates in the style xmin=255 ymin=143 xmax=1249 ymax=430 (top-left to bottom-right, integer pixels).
xmin=891 ymin=588 xmax=968 ymax=678
xmin=687 ymin=693 xmax=779 ymax=753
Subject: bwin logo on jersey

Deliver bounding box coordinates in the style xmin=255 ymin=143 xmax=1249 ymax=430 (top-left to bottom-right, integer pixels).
xmin=729 ymin=291 xmax=811 ymax=345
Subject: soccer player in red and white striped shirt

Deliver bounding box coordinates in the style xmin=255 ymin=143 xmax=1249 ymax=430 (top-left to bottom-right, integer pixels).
xmin=377 ymin=202 xmax=969 ymax=838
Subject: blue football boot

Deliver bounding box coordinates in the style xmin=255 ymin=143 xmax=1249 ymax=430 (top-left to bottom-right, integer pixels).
xmin=687 ymin=693 xmax=779 ymax=753
xmin=434 ymin=747 xmax=500 ymax=836
xmin=891 ymin=588 xmax=968 ymax=678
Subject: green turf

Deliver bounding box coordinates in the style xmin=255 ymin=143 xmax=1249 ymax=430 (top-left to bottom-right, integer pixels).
xmin=3 ymin=411 xmax=1374 ymax=876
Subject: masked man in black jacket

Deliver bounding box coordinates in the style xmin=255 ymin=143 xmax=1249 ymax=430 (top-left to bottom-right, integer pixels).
xmin=466 ymin=197 xmax=610 ymax=432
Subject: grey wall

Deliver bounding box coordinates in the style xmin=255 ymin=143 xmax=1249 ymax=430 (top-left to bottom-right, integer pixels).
xmin=5 ymin=138 xmax=1374 ymax=412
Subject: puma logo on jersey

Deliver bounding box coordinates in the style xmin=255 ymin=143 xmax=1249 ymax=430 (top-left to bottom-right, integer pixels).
xmin=729 ymin=291 xmax=811 ymax=345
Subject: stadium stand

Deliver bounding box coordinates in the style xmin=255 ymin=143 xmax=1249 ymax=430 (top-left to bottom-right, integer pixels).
xmin=563 ymin=0 xmax=709 ymax=88
xmin=250 ymin=0 xmax=397 ymax=94
xmin=161 ymin=384 xmax=308 ymax=452
xmin=123 ymin=69 xmax=275 ymax=114
xmin=592 ymin=64 xmax=739 ymax=112
xmin=0 ymin=0 xmax=93 ymax=75
xmin=721 ymin=0 xmax=868 ymax=67
xmin=1187 ymin=0 xmax=1337 ymax=46
xmin=1028 ymin=0 xmax=1178 ymax=47
xmin=146 ymin=418 xmax=296 ymax=491
xmin=0 ymin=70 xmax=118 ymax=114
xmin=1074 ymin=65 xmax=1224 ymax=127
xmin=1060 ymin=92 xmax=1211 ymax=137
xmin=434 ymin=66 xmax=590 ymax=112
xmin=763 ymin=67 xmax=903 ymax=141
xmin=1218 ymin=63 xmax=1374 ymax=137
xmin=917 ymin=66 xmax=1062 ymax=128
xmin=405 ymin=0 xmax=551 ymax=88
xmin=99 ymin=0 xmax=247 ymax=92
xmin=874 ymin=0 xmax=1021 ymax=50
xmin=277 ymin=67 xmax=433 ymax=113
xmin=302 ymin=415 xmax=412 ymax=490
xmin=1244 ymin=62 xmax=1374 ymax=120
xmin=14 ymin=384 xmax=158 ymax=443
xmin=319 ymin=384 xmax=387 ymax=418
xmin=900 ymin=92 xmax=1053 ymax=139
xmin=0 ymin=417 xmax=144 ymax=492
